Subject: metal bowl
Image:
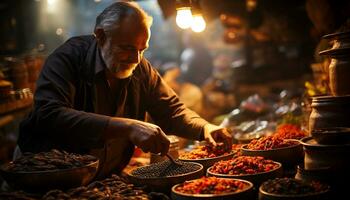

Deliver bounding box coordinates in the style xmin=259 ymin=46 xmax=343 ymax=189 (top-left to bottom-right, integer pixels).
xmin=0 ymin=160 xmax=99 ymax=192
xmin=127 ymin=162 xmax=204 ymax=193
xmin=241 ymin=139 xmax=303 ymax=167
xmin=207 ymin=161 xmax=283 ymax=186
xmin=171 ymin=178 xmax=254 ymax=200
xmin=179 ymin=151 xmax=237 ymax=172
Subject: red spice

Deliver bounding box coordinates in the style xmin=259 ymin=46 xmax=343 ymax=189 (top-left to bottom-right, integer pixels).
xmin=209 ymin=156 xmax=279 ymax=175
xmin=175 ymin=177 xmax=250 ymax=194
xmin=246 ymin=135 xmax=298 ymax=150
xmin=274 ymin=124 xmax=307 ymax=140
xmin=179 ymin=144 xmax=231 ymax=159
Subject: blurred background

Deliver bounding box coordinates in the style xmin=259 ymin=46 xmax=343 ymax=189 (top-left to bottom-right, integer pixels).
xmin=0 ymin=0 xmax=349 ymax=164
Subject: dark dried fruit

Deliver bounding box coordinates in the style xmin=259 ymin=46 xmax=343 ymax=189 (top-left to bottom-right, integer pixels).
xmin=261 ymin=178 xmax=329 ymax=195
xmin=4 ymin=149 xmax=98 ymax=172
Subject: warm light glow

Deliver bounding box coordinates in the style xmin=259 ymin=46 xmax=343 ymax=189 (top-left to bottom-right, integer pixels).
xmin=47 ymin=0 xmax=58 ymax=13
xmin=191 ymin=14 xmax=206 ymax=32
xmin=56 ymin=28 xmax=63 ymax=35
xmin=176 ymin=8 xmax=193 ymax=29
xmin=47 ymin=0 xmax=56 ymax=5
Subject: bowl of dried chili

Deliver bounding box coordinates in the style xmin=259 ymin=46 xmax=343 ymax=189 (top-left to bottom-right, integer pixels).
xmin=0 ymin=149 xmax=99 ymax=192
xmin=178 ymin=144 xmax=237 ymax=171
xmin=241 ymin=136 xmax=303 ymax=167
xmin=171 ymin=176 xmax=254 ymax=200
xmin=259 ymin=177 xmax=330 ymax=200
xmin=207 ymin=156 xmax=283 ymax=185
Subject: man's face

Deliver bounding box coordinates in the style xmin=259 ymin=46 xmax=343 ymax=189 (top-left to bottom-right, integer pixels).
xmin=99 ymin=17 xmax=150 ymax=79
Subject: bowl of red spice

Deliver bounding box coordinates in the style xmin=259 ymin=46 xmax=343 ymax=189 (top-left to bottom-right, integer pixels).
xmin=259 ymin=177 xmax=330 ymax=200
xmin=171 ymin=176 xmax=254 ymax=200
xmin=241 ymin=136 xmax=303 ymax=166
xmin=179 ymin=143 xmax=237 ymax=171
xmin=207 ymin=156 xmax=282 ymax=185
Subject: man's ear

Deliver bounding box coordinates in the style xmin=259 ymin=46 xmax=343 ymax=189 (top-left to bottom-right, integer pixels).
xmin=94 ymin=28 xmax=106 ymax=46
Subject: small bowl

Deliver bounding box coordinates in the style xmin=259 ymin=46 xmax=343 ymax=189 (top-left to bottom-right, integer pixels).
xmin=127 ymin=162 xmax=204 ymax=193
xmin=241 ymin=139 xmax=303 ymax=167
xmin=259 ymin=178 xmax=330 ymax=200
xmin=179 ymin=151 xmax=237 ymax=171
xmin=207 ymin=161 xmax=283 ymax=186
xmin=311 ymin=127 xmax=350 ymax=145
xmin=0 ymin=160 xmax=99 ymax=192
xmin=171 ymin=177 xmax=254 ymax=200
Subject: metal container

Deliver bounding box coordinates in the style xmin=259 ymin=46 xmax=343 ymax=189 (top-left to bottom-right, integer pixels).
xmin=300 ymin=136 xmax=350 ymax=170
xmin=319 ymin=31 xmax=350 ymax=96
xmin=308 ymin=95 xmax=350 ymax=132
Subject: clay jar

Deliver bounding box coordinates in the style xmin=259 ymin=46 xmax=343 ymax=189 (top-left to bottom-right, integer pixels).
xmin=319 ymin=31 xmax=350 ymax=96
xmin=309 ymin=95 xmax=350 ymax=132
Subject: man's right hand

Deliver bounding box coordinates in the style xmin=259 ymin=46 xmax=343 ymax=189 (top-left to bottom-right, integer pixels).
xmin=106 ymin=118 xmax=170 ymax=156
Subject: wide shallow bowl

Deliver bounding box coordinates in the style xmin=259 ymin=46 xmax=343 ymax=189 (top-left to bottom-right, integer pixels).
xmin=0 ymin=159 xmax=99 ymax=192
xmin=171 ymin=177 xmax=254 ymax=200
xmin=311 ymin=127 xmax=350 ymax=145
xmin=179 ymin=151 xmax=236 ymax=171
xmin=259 ymin=178 xmax=330 ymax=200
xmin=127 ymin=162 xmax=204 ymax=193
xmin=207 ymin=161 xmax=283 ymax=186
xmin=241 ymin=139 xmax=303 ymax=167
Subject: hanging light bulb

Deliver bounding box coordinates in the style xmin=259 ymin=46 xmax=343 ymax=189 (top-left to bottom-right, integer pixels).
xmin=191 ymin=14 xmax=206 ymax=32
xmin=190 ymin=0 xmax=206 ymax=32
xmin=176 ymin=8 xmax=193 ymax=29
xmin=175 ymin=0 xmax=193 ymax=29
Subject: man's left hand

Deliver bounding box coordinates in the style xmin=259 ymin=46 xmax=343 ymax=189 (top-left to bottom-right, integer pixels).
xmin=203 ymin=124 xmax=233 ymax=151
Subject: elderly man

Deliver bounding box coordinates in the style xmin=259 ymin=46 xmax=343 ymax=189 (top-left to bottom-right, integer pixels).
xmin=17 ymin=1 xmax=232 ymax=178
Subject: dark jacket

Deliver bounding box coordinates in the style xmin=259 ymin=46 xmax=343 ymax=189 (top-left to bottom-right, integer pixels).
xmin=18 ymin=35 xmax=208 ymax=154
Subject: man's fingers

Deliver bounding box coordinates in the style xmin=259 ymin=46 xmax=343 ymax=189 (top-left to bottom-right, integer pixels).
xmin=212 ymin=129 xmax=232 ymax=150
xmin=205 ymin=135 xmax=217 ymax=147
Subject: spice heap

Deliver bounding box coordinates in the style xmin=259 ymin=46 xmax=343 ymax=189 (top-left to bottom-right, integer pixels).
xmin=246 ymin=135 xmax=298 ymax=150
xmin=131 ymin=160 xmax=200 ymax=178
xmin=179 ymin=143 xmax=231 ymax=159
xmin=4 ymin=149 xmax=97 ymax=172
xmin=274 ymin=124 xmax=307 ymax=140
xmin=42 ymin=174 xmax=149 ymax=200
xmin=175 ymin=177 xmax=250 ymax=195
xmin=209 ymin=156 xmax=279 ymax=175
xmin=261 ymin=178 xmax=328 ymax=195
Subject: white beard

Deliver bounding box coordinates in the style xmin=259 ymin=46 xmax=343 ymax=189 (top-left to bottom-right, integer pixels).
xmin=112 ymin=63 xmax=138 ymax=79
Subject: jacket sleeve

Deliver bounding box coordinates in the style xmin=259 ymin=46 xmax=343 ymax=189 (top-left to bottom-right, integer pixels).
xmin=142 ymin=60 xmax=208 ymax=140
xmin=31 ymin=39 xmax=109 ymax=149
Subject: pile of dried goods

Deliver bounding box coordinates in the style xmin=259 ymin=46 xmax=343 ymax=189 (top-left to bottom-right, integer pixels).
xmin=246 ymin=136 xmax=298 ymax=150
xmin=209 ymin=156 xmax=279 ymax=175
xmin=131 ymin=160 xmax=200 ymax=178
xmin=179 ymin=144 xmax=231 ymax=159
xmin=274 ymin=124 xmax=307 ymax=140
xmin=42 ymin=174 xmax=149 ymax=200
xmin=4 ymin=149 xmax=97 ymax=172
xmin=174 ymin=177 xmax=249 ymax=194
xmin=261 ymin=178 xmax=328 ymax=195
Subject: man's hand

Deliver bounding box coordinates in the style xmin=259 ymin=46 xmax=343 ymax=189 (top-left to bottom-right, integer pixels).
xmin=106 ymin=118 xmax=170 ymax=156
xmin=203 ymin=123 xmax=233 ymax=151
